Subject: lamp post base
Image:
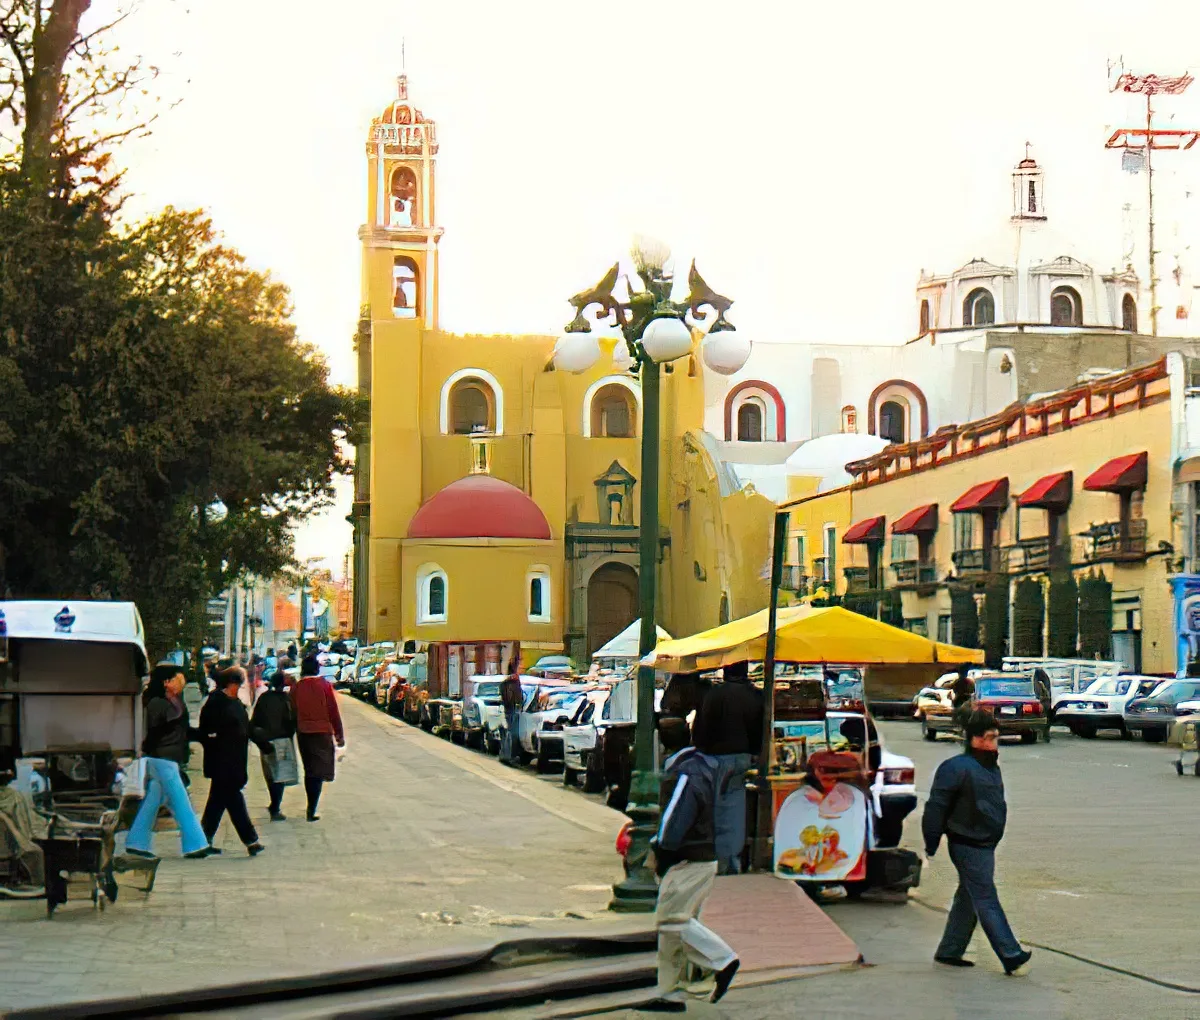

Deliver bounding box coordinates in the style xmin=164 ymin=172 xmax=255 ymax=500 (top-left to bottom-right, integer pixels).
xmin=608 ymin=769 xmax=661 ymax=913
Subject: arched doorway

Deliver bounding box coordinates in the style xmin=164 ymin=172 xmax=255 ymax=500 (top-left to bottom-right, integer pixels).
xmin=587 ymin=562 xmax=638 ymax=657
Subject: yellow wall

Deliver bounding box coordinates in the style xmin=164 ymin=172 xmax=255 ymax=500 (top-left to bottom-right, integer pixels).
xmin=399 ymin=539 xmax=564 ymax=649
xmin=783 ymin=395 xmax=1174 ymax=671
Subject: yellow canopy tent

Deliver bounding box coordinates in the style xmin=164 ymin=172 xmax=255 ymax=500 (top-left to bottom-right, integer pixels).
xmin=647 ymin=604 xmax=984 ymax=674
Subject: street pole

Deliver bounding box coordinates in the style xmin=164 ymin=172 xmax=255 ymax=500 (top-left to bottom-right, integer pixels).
xmin=299 ymin=577 xmax=308 ymax=654
xmin=753 ymin=510 xmax=789 ymax=871
xmin=610 ymin=357 xmax=661 ymax=912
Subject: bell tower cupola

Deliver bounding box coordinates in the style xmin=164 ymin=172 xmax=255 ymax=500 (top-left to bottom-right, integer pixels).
xmin=360 ymin=72 xmax=444 ymax=329
xmin=1012 ymin=146 xmax=1046 ymax=222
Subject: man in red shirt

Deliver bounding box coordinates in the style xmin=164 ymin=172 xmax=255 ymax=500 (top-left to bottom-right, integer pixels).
xmin=289 ymin=655 xmax=345 ymax=821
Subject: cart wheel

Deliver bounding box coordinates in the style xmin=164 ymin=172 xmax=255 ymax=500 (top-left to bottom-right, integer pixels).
xmin=1175 ymin=759 xmax=1184 ymax=775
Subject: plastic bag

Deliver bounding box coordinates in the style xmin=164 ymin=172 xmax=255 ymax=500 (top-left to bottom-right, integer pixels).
xmin=120 ymin=757 xmax=146 ymax=799
xmin=268 ymin=738 xmax=300 ymax=786
xmin=336 ymin=741 xmax=348 ymax=764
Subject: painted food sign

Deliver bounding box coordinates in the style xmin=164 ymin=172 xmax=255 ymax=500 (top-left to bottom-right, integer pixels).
xmin=773 ymin=780 xmax=868 ymax=882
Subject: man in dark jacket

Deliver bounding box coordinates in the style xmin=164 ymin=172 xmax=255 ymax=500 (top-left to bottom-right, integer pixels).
xmin=922 ymin=709 xmax=1031 ymax=975
xmin=692 ymin=662 xmax=762 ymax=874
xmin=648 ymin=717 xmax=739 ymax=1012
xmin=499 ymin=674 xmax=524 ymax=766
xmin=198 ymin=667 xmax=265 ymax=856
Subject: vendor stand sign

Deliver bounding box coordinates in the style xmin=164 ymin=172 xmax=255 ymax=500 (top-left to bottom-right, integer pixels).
xmin=773 ymin=761 xmax=868 ymax=882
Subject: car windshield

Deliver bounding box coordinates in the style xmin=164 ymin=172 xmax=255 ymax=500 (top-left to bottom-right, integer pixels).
xmin=976 ymin=679 xmax=1036 ymax=698
xmin=1153 ymin=682 xmax=1200 ymax=704
xmin=473 ymin=681 xmax=501 ymax=697
xmin=1087 ymin=678 xmax=1129 ymax=696
xmin=542 ymin=690 xmax=582 ymax=710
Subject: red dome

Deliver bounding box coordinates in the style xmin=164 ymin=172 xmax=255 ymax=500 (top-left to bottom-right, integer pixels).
xmin=407 ymin=476 xmax=552 ymax=540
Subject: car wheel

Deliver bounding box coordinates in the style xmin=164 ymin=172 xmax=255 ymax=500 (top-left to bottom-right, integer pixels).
xmin=921 ymin=720 xmax=938 ymax=742
xmin=1020 ymin=731 xmax=1037 ymax=745
xmin=516 ymin=747 xmax=532 ymax=766
xmin=451 ymin=730 xmax=466 ymax=746
xmin=874 ymin=815 xmax=903 ymax=848
xmin=1076 ymin=723 xmax=1096 ymax=739
xmin=466 ymin=729 xmax=483 ymax=750
xmin=563 ymin=765 xmax=578 ymax=787
xmin=535 ymin=753 xmax=557 ymax=775
xmin=1143 ymin=729 xmax=1167 ymax=744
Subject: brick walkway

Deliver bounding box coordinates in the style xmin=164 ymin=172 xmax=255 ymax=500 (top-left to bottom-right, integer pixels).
xmin=0 ymin=696 xmax=627 ymax=1011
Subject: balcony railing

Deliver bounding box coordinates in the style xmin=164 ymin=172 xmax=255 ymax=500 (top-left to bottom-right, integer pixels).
xmin=999 ymin=536 xmax=1070 ymax=573
xmin=843 ymin=566 xmax=872 ymax=592
xmin=1082 ymin=518 xmax=1149 ymax=562
xmin=891 ymin=559 xmax=937 ymax=585
xmin=951 ymin=547 xmax=995 ymax=574
xmin=780 ymin=565 xmax=809 ymax=594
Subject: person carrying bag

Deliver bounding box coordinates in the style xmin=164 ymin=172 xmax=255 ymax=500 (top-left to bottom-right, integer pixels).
xmin=251 ymin=669 xmax=299 ymax=822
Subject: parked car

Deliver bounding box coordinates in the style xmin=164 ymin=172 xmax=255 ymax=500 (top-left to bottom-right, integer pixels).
xmin=912 ymin=684 xmax=953 ymax=720
xmin=597 ymin=678 xmax=666 ymax=812
xmin=562 ymin=689 xmax=612 ymax=791
xmin=376 ymin=659 xmax=411 ymax=711
xmin=923 ymin=673 xmax=1051 ymax=743
xmin=516 ymin=684 xmax=589 ymax=771
xmin=1055 ymin=675 xmax=1162 ymax=737
xmin=461 ymin=676 xmax=506 ymax=751
xmin=1124 ymin=679 xmax=1200 ymax=742
xmin=532 ymin=655 xmax=576 ymax=679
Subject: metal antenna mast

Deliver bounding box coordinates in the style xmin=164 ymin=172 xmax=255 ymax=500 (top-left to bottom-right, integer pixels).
xmin=1107 ymin=64 xmax=1196 ymax=336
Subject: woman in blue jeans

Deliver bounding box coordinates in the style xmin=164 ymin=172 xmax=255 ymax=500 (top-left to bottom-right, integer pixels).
xmin=125 ymin=663 xmax=214 ymax=859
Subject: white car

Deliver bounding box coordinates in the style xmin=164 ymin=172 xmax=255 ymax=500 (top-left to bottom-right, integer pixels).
xmin=460 ymin=676 xmax=506 ymax=751
xmin=517 ymin=685 xmax=591 ymax=772
xmin=1054 ymin=675 xmax=1162 ymax=737
xmin=562 ymin=689 xmax=611 ymax=792
xmin=912 ymin=685 xmax=953 ymax=719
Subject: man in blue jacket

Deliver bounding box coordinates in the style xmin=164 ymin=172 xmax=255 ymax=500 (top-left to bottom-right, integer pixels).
xmin=922 ymin=709 xmax=1032 ymax=975
xmin=646 ymin=717 xmax=740 ymax=1012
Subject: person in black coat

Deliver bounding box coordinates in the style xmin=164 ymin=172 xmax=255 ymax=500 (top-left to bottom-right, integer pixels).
xmin=251 ymin=669 xmax=297 ymax=821
xmin=198 ymin=667 xmax=265 ymax=856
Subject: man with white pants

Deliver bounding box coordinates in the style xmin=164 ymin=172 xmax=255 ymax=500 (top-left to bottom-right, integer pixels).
xmin=647 ymin=718 xmax=740 ymax=1012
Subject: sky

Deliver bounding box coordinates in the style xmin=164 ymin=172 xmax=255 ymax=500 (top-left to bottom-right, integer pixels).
xmin=101 ymin=0 xmax=1200 ymax=573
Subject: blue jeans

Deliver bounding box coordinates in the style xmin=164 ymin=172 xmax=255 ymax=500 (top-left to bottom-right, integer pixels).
xmin=503 ymin=707 xmax=521 ymax=762
xmin=936 ymin=842 xmax=1022 ymax=962
xmin=712 ymin=753 xmax=752 ymax=874
xmin=126 ymin=758 xmax=209 ymax=856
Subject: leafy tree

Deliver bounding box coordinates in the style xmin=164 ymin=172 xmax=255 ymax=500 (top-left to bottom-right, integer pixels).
xmin=1047 ymin=571 xmax=1078 ymax=658
xmin=0 ymin=2 xmax=359 ymax=656
xmin=1011 ymin=577 xmax=1044 ymax=657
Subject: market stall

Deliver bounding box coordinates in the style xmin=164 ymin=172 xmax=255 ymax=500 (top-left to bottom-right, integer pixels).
xmin=648 ymin=604 xmax=983 ymax=890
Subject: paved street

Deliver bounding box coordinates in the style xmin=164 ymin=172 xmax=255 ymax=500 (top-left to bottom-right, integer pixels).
xmin=5 ymin=702 xmax=1200 ymax=1017
xmin=0 ymin=696 xmax=627 ymax=1012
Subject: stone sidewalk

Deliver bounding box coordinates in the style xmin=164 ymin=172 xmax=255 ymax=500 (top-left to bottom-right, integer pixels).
xmin=0 ymin=696 xmax=628 ymax=1011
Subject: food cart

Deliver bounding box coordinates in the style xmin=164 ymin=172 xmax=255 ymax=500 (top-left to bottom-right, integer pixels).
xmin=1 ymin=600 xmax=154 ymax=913
xmin=648 ymin=603 xmax=982 ymax=895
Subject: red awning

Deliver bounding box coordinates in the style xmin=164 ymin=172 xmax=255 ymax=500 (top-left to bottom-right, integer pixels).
xmin=950 ymin=478 xmax=1009 ymax=513
xmin=842 ymin=515 xmax=886 ymax=544
xmin=1083 ymin=451 xmax=1148 ymax=493
xmin=891 ymin=504 xmax=939 ymax=535
xmin=1018 ymin=471 xmax=1073 ymax=509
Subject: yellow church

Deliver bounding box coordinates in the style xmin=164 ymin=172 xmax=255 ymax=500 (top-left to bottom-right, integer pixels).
xmin=349 ymin=75 xmax=778 ymax=680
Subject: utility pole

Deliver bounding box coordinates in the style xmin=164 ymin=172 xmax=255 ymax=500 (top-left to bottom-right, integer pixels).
xmin=1106 ymin=65 xmax=1198 ymax=337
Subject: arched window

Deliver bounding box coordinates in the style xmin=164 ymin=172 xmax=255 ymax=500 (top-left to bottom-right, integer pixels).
xmin=393 ymin=256 xmax=419 ymax=318
xmin=389 ymin=167 xmax=419 ymax=227
xmin=589 ymin=383 xmax=636 ymax=438
xmin=878 ymin=399 xmax=907 ymax=445
xmin=528 ymin=569 xmax=551 ymax=623
xmin=840 ymin=405 xmax=858 ymax=433
xmin=417 ymin=565 xmax=448 ymax=624
xmin=737 ymin=399 xmax=764 ymax=441
xmin=449 ymin=378 xmax=495 ymax=434
xmin=963 ymin=288 xmax=995 ymax=327
xmin=1122 ymin=293 xmax=1138 ymax=333
xmin=918 ymin=299 xmax=931 ymax=335
xmin=1050 ymin=286 xmax=1082 ymax=326
xmin=441 ymin=368 xmax=504 ymax=436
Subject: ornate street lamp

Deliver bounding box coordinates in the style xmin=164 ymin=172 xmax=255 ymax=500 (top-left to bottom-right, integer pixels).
xmin=556 ymin=238 xmax=747 ymax=911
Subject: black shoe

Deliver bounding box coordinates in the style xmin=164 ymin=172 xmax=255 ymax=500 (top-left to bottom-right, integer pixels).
xmin=935 ymin=956 xmax=975 ymax=968
xmin=306 ymin=812 xmax=320 ymax=822
xmin=124 ymin=848 xmax=158 ymax=860
xmin=204 ymin=845 xmax=223 ymax=856
xmin=711 ymin=957 xmax=739 ymax=1003
xmin=184 ymin=848 xmax=211 ymax=859
xmin=269 ymin=811 xmax=287 ymax=822
xmin=641 ymin=1000 xmax=687 ymax=1013
xmin=247 ymin=843 xmax=265 ymax=857
xmin=1003 ymin=949 xmax=1033 ymax=975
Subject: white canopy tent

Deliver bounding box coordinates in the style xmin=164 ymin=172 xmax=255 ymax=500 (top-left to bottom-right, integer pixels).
xmin=591 ymin=619 xmax=672 ymax=662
